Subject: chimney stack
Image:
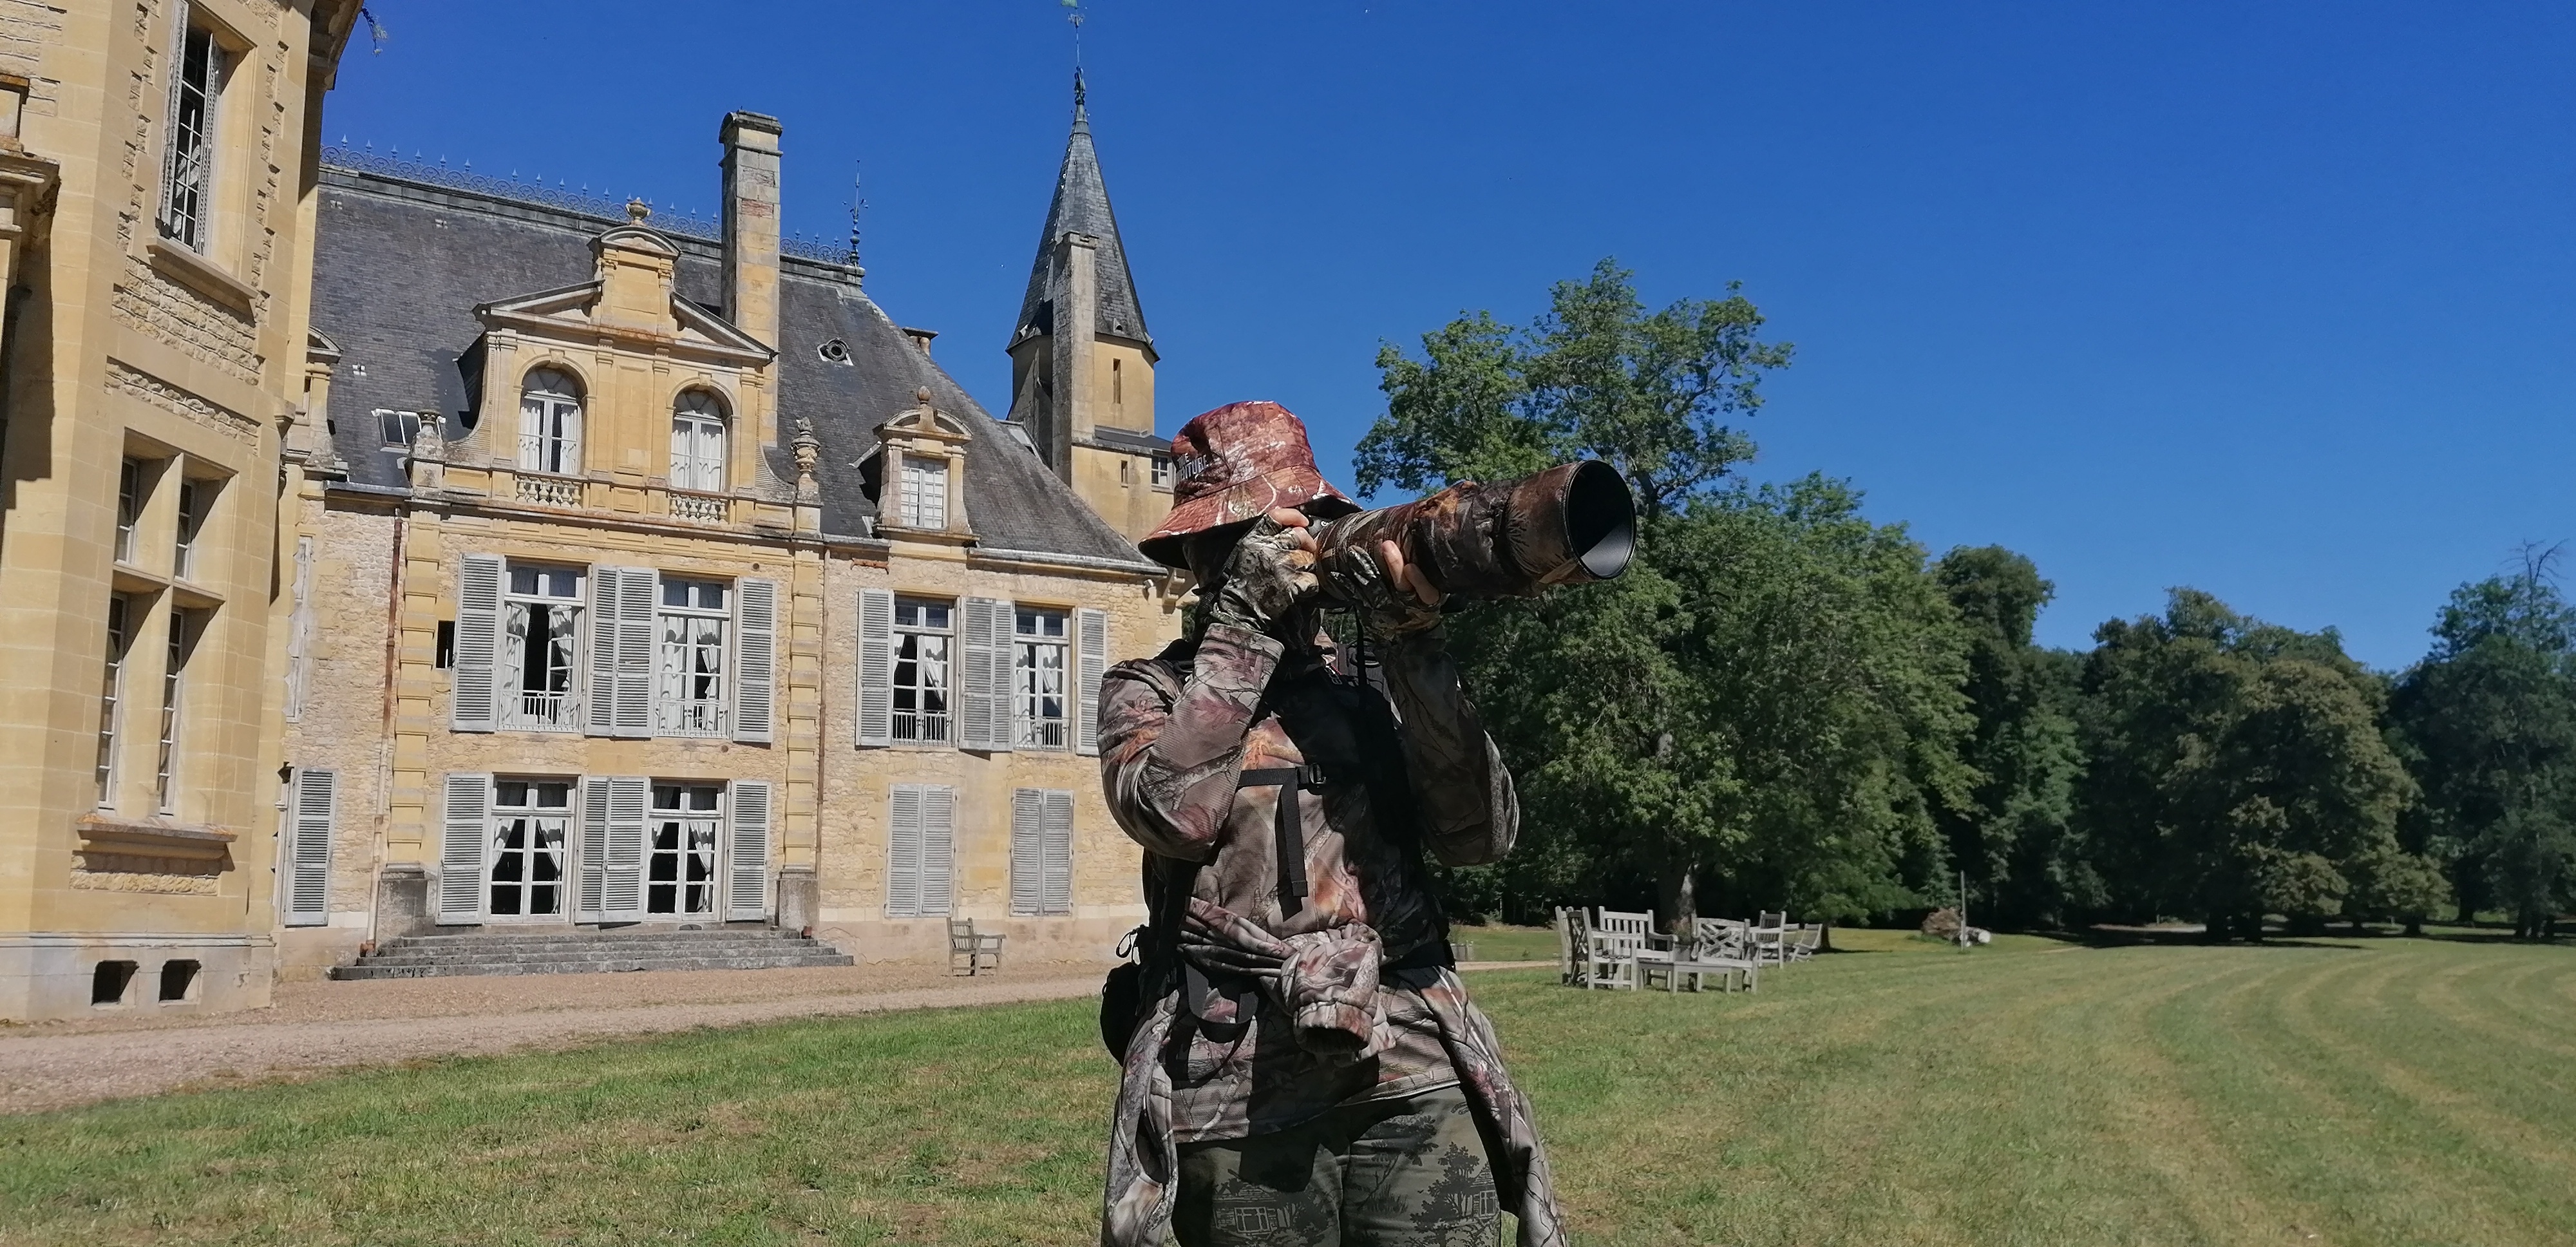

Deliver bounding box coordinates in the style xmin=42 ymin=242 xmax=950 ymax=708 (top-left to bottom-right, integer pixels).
xmin=719 ymin=111 xmax=784 ymax=350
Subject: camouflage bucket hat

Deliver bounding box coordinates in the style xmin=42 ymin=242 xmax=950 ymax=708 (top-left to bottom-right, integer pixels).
xmin=1137 ymin=401 xmax=1359 ymax=568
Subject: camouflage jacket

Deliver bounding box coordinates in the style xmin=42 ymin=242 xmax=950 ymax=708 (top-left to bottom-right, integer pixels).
xmin=1096 ymin=622 xmax=1567 ymax=1247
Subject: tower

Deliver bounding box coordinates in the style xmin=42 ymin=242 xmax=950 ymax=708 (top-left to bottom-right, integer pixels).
xmin=1006 ymin=71 xmax=1170 ymax=545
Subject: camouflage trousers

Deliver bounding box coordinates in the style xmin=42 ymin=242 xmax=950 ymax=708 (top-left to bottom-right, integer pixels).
xmin=1173 ymin=1085 xmax=1501 ymax=1247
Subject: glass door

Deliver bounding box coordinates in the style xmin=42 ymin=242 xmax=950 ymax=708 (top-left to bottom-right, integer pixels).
xmin=489 ymin=779 xmax=571 ymax=919
xmin=648 ymin=783 xmax=722 ymax=917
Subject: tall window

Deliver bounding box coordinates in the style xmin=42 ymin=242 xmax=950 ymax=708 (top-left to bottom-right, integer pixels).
xmin=669 ymin=390 xmax=727 ymax=493
xmin=898 ymin=455 xmax=947 ymax=528
xmin=172 ymin=478 xmax=204 ymax=580
xmin=155 ymin=609 xmax=196 ymax=814
xmin=657 ymin=578 xmax=728 ymax=735
xmin=649 ymin=783 xmax=721 ymax=915
xmin=95 ymin=596 xmax=133 ymax=807
xmin=156 ymin=17 xmax=224 ymax=252
xmin=893 ymin=598 xmax=951 ymax=742
xmin=501 ymin=564 xmax=582 ymax=730
xmin=1014 ymin=607 xmax=1069 ymax=750
xmin=115 ymin=458 xmax=144 ymax=564
xmin=518 ymin=368 xmax=583 ymax=476
xmin=489 ymin=779 xmax=569 ymax=917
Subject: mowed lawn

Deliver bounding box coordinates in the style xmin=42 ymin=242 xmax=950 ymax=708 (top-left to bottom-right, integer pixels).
xmin=6 ymin=935 xmax=2575 ymax=1246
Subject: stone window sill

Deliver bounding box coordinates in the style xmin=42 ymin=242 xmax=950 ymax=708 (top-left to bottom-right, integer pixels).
xmin=147 ymin=238 xmax=257 ymax=318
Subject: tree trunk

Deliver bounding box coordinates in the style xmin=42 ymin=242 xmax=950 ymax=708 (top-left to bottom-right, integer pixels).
xmin=1657 ymin=864 xmax=1699 ymax=936
xmin=1819 ymin=921 xmax=1835 ymax=953
xmin=2403 ymin=917 xmax=2423 ymax=938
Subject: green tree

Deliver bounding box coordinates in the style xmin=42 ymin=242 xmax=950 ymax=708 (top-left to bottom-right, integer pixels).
xmin=2391 ymin=557 xmax=2576 ymax=938
xmin=2076 ymin=590 xmax=2415 ymax=940
xmin=1933 ymin=546 xmax=2093 ymax=929
xmin=1359 ymin=260 xmax=1972 ymax=929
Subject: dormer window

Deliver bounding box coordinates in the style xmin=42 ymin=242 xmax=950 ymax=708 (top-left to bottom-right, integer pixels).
xmin=670 ymin=389 xmax=728 ymax=493
xmin=899 ymin=455 xmax=947 ymax=529
xmin=518 ymin=367 xmax=583 ymax=477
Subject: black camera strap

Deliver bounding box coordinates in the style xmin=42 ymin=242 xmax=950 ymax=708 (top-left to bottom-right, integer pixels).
xmin=1236 ymin=763 xmax=1327 ymax=917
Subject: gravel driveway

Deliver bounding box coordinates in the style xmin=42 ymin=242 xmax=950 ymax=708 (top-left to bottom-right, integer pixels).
xmin=0 ymin=960 xmax=1548 ymax=1115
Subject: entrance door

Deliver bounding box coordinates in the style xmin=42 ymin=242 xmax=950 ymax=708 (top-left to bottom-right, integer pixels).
xmin=648 ymin=783 xmax=722 ymax=917
xmin=490 ymin=779 xmax=571 ymax=919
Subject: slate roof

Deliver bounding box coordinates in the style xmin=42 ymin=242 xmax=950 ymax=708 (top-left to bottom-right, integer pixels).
xmin=1012 ymin=77 xmax=1151 ymax=348
xmin=310 ymin=165 xmax=1150 ymax=566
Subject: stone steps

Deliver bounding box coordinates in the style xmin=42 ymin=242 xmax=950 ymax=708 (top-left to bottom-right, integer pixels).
xmin=330 ymin=928 xmax=854 ymax=980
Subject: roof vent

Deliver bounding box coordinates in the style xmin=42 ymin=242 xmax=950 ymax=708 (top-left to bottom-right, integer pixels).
xmin=817 ymin=337 xmax=851 ymax=366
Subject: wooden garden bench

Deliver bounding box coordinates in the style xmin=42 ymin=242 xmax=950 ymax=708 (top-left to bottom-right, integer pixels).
xmin=947 ymin=919 xmax=1005 ymax=976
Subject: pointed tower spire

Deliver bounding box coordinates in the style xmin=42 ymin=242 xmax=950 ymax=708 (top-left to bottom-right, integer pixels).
xmin=1005 ymin=69 xmax=1166 ymax=540
xmin=1012 ymin=70 xmax=1149 ymax=348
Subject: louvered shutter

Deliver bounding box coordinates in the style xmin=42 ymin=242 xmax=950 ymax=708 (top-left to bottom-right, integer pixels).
xmin=585 ymin=567 xmax=625 ymax=735
xmin=922 ymin=785 xmax=956 ymax=917
xmin=958 ymin=597 xmax=999 ymax=750
xmin=1042 ymin=788 xmax=1075 ymax=916
xmin=153 ymin=5 xmax=185 ymax=238
xmin=727 ymin=779 xmax=772 ymax=921
xmin=602 ymin=776 xmax=649 ymax=922
xmin=1075 ymin=608 xmax=1108 ymax=756
xmin=886 ymin=784 xmax=922 ymax=917
xmin=857 ymin=587 xmax=894 ymax=747
xmin=576 ymin=776 xmax=610 ymax=922
xmin=450 ymin=553 xmax=503 ymax=732
xmin=437 ymin=772 xmax=489 ymax=923
xmin=988 ymin=600 xmax=1017 ymax=752
xmin=283 ymin=767 xmax=336 ymax=926
xmin=1009 ymin=788 xmax=1043 ymax=916
xmin=733 ymin=578 xmax=777 ymax=743
xmin=614 ymin=570 xmax=658 ymax=736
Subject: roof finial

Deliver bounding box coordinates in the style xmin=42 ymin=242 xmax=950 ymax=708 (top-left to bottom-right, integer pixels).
xmin=846 ymin=164 xmax=866 ymax=266
xmin=1073 ymin=67 xmax=1088 ymax=122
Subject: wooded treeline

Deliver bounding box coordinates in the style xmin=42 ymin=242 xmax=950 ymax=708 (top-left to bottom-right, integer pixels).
xmin=1370 ymin=261 xmax=2576 ymax=938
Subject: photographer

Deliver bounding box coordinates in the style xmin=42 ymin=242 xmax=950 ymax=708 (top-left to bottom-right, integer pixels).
xmin=1097 ymin=401 xmax=1565 ymax=1247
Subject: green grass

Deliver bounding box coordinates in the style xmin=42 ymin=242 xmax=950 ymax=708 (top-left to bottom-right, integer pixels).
xmin=7 ymin=936 xmax=2575 ymax=1245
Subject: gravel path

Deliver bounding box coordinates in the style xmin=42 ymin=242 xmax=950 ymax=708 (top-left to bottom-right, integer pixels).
xmin=0 ymin=960 xmax=1551 ymax=1115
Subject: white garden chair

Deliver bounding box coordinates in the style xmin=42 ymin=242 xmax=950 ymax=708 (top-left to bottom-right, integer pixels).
xmin=1666 ymin=923 xmax=1759 ymax=993
xmin=1785 ymin=924 xmax=1823 ymax=962
xmin=1749 ymin=913 xmax=1790 ymax=967
xmin=1595 ymin=908 xmax=1676 ymax=987
xmin=1555 ymin=906 xmax=1591 ymax=987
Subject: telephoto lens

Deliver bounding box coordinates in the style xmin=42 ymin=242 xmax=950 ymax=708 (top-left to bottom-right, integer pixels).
xmin=1309 ymin=460 xmax=1636 ymax=605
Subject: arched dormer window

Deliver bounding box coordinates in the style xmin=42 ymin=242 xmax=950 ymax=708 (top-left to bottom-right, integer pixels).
xmin=518 ymin=367 xmax=583 ymax=476
xmin=670 ymin=390 xmax=728 ymax=493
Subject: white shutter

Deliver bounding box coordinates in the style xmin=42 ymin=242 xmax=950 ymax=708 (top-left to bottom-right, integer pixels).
xmin=1043 ymin=788 xmax=1075 ymax=916
xmin=887 ymin=784 xmax=923 ymax=917
xmin=450 ymin=553 xmax=503 ymax=732
xmin=857 ymin=587 xmax=894 ymax=748
xmin=437 ymin=772 xmax=489 ymax=923
xmin=283 ymin=767 xmax=336 ymax=926
xmin=577 ymin=776 xmax=610 ymax=922
xmin=601 ymin=776 xmax=649 ymax=922
xmin=614 ymin=570 xmax=658 ymax=737
xmin=1009 ymin=788 xmax=1043 ymax=916
xmin=733 ymin=578 xmax=777 ymax=743
xmin=727 ymin=779 xmax=772 ymax=921
xmin=585 ymin=567 xmax=624 ymax=736
xmin=958 ymin=596 xmax=999 ymax=750
xmin=1075 ymin=608 xmax=1108 ymax=757
xmin=989 ymin=600 xmax=1017 ymax=752
xmin=922 ymin=785 xmax=956 ymax=917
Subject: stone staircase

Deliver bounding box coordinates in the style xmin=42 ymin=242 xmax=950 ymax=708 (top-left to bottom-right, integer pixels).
xmin=330 ymin=927 xmax=854 ymax=980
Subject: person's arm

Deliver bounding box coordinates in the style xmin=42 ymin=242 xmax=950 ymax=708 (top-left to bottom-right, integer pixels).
xmin=1097 ymin=626 xmax=1284 ymax=861
xmin=1377 ymin=627 xmax=1517 ymax=866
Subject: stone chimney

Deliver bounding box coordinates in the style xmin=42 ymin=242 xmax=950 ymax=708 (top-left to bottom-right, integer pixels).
xmin=719 ymin=111 xmax=784 ymax=350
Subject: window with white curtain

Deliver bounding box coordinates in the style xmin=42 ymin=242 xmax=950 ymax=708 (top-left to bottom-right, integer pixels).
xmin=669 ymin=390 xmax=728 ymax=493
xmin=500 ymin=564 xmax=583 ymax=730
xmin=898 ymin=455 xmax=947 ymax=528
xmin=518 ymin=368 xmax=583 ymax=476
xmin=1013 ymin=607 xmax=1069 ymax=750
xmin=657 ymin=578 xmax=728 ymax=736
xmin=156 ymin=15 xmax=226 ymax=252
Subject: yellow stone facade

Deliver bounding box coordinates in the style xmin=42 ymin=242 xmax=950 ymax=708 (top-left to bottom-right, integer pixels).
xmin=0 ymin=0 xmax=362 ymax=1020
xmin=263 ymin=107 xmax=1183 ymax=987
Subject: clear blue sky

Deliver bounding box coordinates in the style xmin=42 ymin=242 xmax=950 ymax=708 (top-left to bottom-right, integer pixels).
xmin=320 ymin=1 xmax=2576 ymax=668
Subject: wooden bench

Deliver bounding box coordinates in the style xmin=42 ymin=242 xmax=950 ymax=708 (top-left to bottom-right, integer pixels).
xmin=947 ymin=919 xmax=1005 ymax=976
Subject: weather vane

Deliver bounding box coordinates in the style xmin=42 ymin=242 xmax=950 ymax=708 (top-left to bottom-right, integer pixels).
xmin=1063 ymin=0 xmax=1084 ymax=68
